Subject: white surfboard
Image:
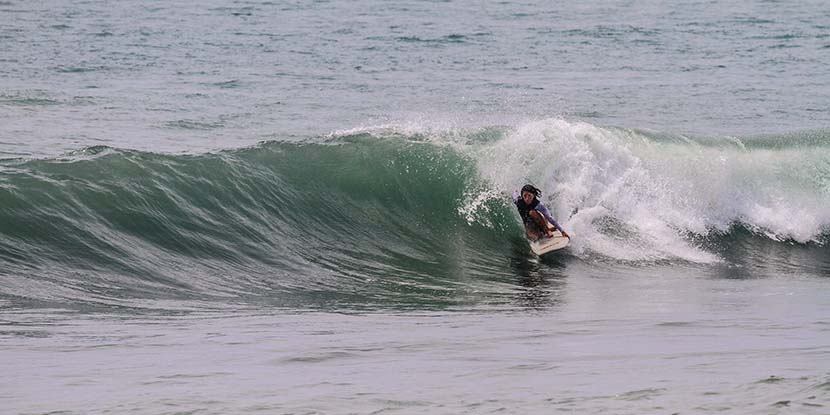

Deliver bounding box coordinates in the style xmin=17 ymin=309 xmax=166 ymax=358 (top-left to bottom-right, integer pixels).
xmin=529 ymin=230 xmax=570 ymax=255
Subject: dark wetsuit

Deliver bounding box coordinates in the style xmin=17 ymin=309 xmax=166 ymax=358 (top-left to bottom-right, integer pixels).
xmin=513 ymin=192 xmax=563 ymax=234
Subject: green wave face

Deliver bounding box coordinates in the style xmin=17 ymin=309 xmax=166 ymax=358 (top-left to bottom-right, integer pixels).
xmin=0 ymin=135 xmax=521 ymax=312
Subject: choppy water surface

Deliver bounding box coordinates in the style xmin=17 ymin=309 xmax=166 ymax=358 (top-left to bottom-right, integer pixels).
xmin=2 ymin=0 xmax=830 ymax=157
xmin=3 ymin=275 xmax=829 ymax=414
xmin=1 ymin=0 xmax=830 ymax=413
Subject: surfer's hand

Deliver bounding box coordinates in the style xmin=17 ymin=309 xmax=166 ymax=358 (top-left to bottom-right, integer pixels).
xmin=546 ymin=230 xmax=555 ymax=238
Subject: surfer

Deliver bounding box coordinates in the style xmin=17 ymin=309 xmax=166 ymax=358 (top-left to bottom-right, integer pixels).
xmin=514 ymin=184 xmax=569 ymax=241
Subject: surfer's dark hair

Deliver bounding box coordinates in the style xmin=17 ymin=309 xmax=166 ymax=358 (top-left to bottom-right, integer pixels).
xmin=521 ymin=184 xmax=541 ymax=197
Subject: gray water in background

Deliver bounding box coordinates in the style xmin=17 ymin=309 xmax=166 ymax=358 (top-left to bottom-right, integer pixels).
xmin=2 ymin=1 xmax=830 ymax=414
xmin=2 ymin=0 xmax=830 ymax=157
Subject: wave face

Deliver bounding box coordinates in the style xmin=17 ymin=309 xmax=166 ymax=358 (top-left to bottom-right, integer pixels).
xmin=1 ymin=121 xmax=829 ymax=311
xmin=0 ymin=135 xmax=517 ymax=311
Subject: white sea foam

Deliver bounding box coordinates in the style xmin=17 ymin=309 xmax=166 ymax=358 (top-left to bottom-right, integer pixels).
xmin=470 ymin=119 xmax=830 ymax=262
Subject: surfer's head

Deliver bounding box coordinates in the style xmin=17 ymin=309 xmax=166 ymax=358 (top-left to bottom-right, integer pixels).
xmin=520 ymin=184 xmax=541 ymax=205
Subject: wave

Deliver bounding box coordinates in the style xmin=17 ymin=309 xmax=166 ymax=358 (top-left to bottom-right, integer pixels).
xmin=1 ymin=120 xmax=828 ymax=311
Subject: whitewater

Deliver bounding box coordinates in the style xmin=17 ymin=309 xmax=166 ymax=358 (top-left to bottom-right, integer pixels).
xmin=2 ymin=0 xmax=830 ymax=414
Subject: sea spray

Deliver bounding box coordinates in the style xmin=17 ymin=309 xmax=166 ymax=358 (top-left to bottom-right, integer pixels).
xmin=466 ymin=119 xmax=830 ymax=262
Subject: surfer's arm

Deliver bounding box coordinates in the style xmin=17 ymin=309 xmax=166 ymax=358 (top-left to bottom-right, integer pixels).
xmin=535 ymin=204 xmax=559 ymax=228
xmin=536 ymin=204 xmax=569 ymax=237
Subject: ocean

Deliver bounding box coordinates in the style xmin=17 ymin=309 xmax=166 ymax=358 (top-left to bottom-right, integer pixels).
xmin=1 ymin=0 xmax=829 ymax=413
